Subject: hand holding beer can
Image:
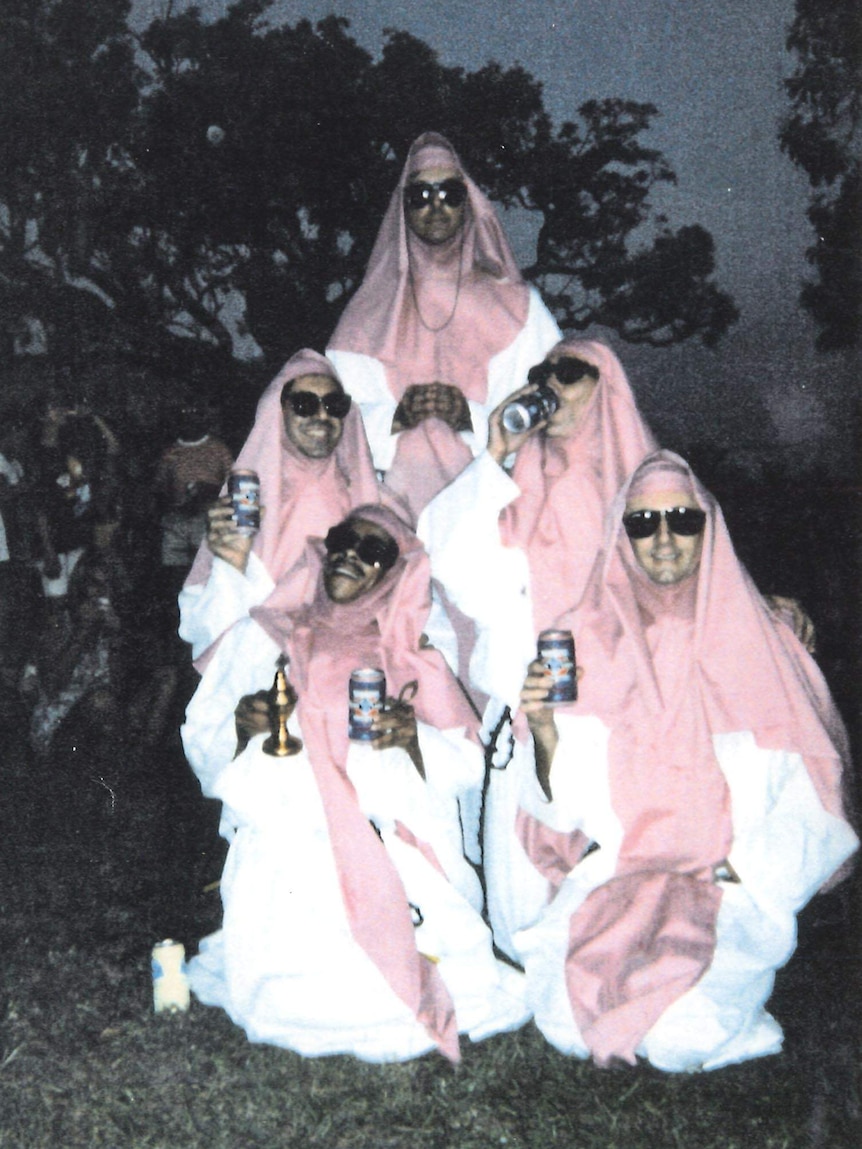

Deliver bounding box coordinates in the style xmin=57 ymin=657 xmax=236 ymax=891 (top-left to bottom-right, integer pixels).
xmin=501 ymin=384 xmax=559 ymax=434
xmin=228 ymin=469 xmax=260 ymax=537
xmin=537 ymin=629 xmax=577 ymax=703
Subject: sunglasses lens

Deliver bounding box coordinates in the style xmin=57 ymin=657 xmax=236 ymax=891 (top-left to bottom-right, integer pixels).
xmin=666 ymin=507 xmax=706 ymax=536
xmin=553 ymin=358 xmax=587 ymax=384
xmin=404 ymin=184 xmax=431 ymax=210
xmin=324 ymin=524 xmax=356 ymax=553
xmin=623 ymin=508 xmax=706 ymax=539
xmin=527 ymin=363 xmax=550 ymax=387
xmin=290 ymin=391 xmax=351 ymax=419
xmin=404 ymin=180 xmax=467 ymax=210
xmin=325 ymin=524 xmax=399 ymax=570
xmin=322 ymin=392 xmax=352 ymax=419
xmin=289 ymin=391 xmax=320 ymax=417
xmin=623 ymin=512 xmax=658 ymax=539
xmin=438 ymin=179 xmax=467 ymax=207
xmin=357 ymin=536 xmax=398 ymax=570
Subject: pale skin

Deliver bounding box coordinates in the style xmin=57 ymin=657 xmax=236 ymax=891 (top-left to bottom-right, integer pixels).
xmin=521 ymin=489 xmax=719 ymax=786
xmin=520 ymin=486 xmax=802 ymax=891
xmin=204 ymin=374 xmax=346 ymax=576
xmin=392 ymin=164 xmax=472 ymax=436
xmin=624 ymin=489 xmax=705 ymax=587
xmin=234 ymin=517 xmax=426 ymax=777
xmin=489 ymin=351 xmax=816 ymax=647
xmin=486 ymin=350 xmax=599 ymax=466
xmin=520 ymin=487 xmax=706 ymax=786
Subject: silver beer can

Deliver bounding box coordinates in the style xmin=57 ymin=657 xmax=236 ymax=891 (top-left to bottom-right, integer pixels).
xmin=152 ymin=939 xmax=190 ymax=1013
xmin=501 ymin=384 xmax=559 ymax=434
xmin=348 ymin=668 xmax=386 ymax=741
xmin=537 ymin=629 xmax=577 ymax=703
xmin=228 ymin=468 xmax=260 ymax=536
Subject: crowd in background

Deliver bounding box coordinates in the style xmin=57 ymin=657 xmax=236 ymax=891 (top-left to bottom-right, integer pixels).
xmin=0 ymin=382 xmax=234 ymax=779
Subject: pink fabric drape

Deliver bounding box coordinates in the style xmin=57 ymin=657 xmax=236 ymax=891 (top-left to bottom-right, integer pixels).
xmin=329 ymin=132 xmax=532 ymax=515
xmin=499 ymin=338 xmax=657 ymax=633
xmin=185 ymin=350 xmax=382 ymax=593
xmin=250 ymin=505 xmax=480 ymax=1062
xmin=525 ymin=450 xmax=855 ymax=1065
xmin=183 ymin=350 xmax=394 ymax=671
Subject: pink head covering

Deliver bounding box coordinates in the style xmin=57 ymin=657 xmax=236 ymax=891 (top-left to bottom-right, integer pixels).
xmin=329 ymin=133 xmax=534 ymax=517
xmin=253 ymin=502 xmax=478 ymax=745
xmin=328 ymin=132 xmax=529 ymax=402
xmin=249 ymin=504 xmax=478 ymax=1062
xmin=499 ymin=338 xmax=658 ymax=632
xmin=185 ymin=349 xmax=382 ymax=591
xmin=529 ymin=450 xmax=856 ymax=1065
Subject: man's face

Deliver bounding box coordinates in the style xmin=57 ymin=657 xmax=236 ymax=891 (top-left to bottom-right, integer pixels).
xmin=541 ymin=350 xmax=599 ymax=440
xmin=404 ymin=165 xmax=466 ymax=246
xmin=323 ymin=517 xmax=397 ymax=604
xmin=282 ymin=374 xmax=346 ymax=459
xmin=624 ymin=490 xmax=705 ymax=586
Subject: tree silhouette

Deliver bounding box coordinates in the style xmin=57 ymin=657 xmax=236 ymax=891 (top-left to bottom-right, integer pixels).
xmin=0 ymin=0 xmax=139 ymax=364
xmin=1 ymin=0 xmax=738 ymax=375
xmin=780 ymin=0 xmax=862 ymax=351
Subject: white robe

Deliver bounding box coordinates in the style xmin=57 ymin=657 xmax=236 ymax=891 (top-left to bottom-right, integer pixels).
xmin=485 ymin=714 xmax=858 ymax=1071
xmin=181 ymin=617 xmax=529 ymax=1062
xmin=327 ymin=288 xmax=561 ymax=475
xmin=418 ymin=450 xmax=534 ymax=726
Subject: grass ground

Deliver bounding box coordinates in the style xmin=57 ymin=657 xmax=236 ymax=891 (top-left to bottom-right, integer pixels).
xmin=0 ymin=710 xmax=859 ymax=1149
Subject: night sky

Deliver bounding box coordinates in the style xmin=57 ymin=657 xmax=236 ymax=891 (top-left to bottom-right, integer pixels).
xmin=130 ymin=0 xmax=859 ymax=475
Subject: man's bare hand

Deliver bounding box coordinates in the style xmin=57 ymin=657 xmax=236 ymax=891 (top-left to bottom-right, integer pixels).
xmin=431 ymin=383 xmax=472 ymax=431
xmin=206 ymin=495 xmax=258 ymax=574
xmin=519 ymin=657 xmax=583 ymax=800
xmin=370 ymin=699 xmax=425 ymax=778
xmin=764 ymin=595 xmax=817 ymax=654
xmin=392 ymin=383 xmax=472 ymax=434
xmin=487 ymin=383 xmax=546 ymax=465
xmin=392 ymin=384 xmax=436 ymax=432
xmin=234 ymin=690 xmax=273 ymax=754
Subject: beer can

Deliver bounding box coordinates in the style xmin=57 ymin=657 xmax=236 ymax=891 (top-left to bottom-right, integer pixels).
xmin=537 ymin=629 xmax=577 ymax=703
xmin=152 ymin=939 xmax=190 ymax=1013
xmin=348 ymin=668 xmax=386 ymax=741
xmin=501 ymin=385 xmax=559 ymax=434
xmin=228 ymin=468 xmax=260 ymax=536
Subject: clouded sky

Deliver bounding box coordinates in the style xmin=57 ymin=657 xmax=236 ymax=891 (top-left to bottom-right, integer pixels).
xmin=130 ymin=1 xmax=856 ymax=471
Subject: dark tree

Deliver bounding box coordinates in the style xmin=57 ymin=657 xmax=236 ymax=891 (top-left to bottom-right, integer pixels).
xmin=1 ymin=0 xmax=737 ymax=375
xmin=0 ymin=0 xmax=140 ymax=365
xmin=780 ymin=0 xmax=862 ymax=350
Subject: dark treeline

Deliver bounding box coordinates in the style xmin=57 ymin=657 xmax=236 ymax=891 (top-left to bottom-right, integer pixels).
xmin=1 ymin=0 xmax=739 ymax=388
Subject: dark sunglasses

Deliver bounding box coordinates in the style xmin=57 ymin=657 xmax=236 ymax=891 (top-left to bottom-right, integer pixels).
xmin=324 ymin=523 xmax=399 ymax=571
xmin=403 ymin=179 xmax=468 ymax=211
xmin=527 ymin=356 xmax=601 ymax=388
xmin=622 ymin=506 xmax=707 ymax=540
xmin=284 ymin=390 xmax=352 ymax=419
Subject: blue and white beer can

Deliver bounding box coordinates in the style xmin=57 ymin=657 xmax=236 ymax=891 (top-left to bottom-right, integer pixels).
xmin=538 ymin=629 xmax=577 ymax=703
xmin=348 ymin=668 xmax=386 ymax=740
xmin=228 ymin=469 xmax=260 ymax=536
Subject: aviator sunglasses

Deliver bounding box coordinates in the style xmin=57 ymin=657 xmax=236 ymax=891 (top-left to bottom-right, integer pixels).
xmin=403 ymin=178 xmax=468 ymax=211
xmin=622 ymin=506 xmax=707 ymax=540
xmin=284 ymin=390 xmax=352 ymax=419
xmin=324 ymin=523 xmax=399 ymax=571
xmin=527 ymin=356 xmax=600 ymax=388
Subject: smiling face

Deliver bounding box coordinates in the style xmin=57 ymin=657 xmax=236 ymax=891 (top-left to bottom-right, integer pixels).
xmin=541 ymin=350 xmax=599 ymax=440
xmin=281 ymin=374 xmax=346 ymax=459
xmin=322 ymin=517 xmax=397 ymax=604
xmin=625 ymin=489 xmax=705 ymax=586
xmin=404 ymin=164 xmax=467 ymax=246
